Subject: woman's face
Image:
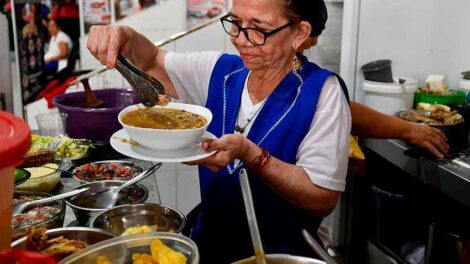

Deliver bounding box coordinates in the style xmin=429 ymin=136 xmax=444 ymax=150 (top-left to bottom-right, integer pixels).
xmin=230 ymin=0 xmax=297 ymax=71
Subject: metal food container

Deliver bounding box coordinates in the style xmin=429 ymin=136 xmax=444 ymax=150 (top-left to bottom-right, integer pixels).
xmin=65 ymin=181 xmax=148 ymax=226
xmin=11 ymin=191 xmax=66 ymax=241
xmin=233 ymin=254 xmax=327 ymax=264
xmin=59 ymin=232 xmax=199 ymax=264
xmin=91 ymin=203 xmax=186 ymax=236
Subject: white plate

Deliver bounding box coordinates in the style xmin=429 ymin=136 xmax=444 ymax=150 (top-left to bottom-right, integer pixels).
xmin=110 ymin=129 xmax=217 ymax=163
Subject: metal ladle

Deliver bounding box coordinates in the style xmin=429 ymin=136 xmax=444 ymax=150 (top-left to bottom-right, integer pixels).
xmin=239 ymin=168 xmax=267 ymax=264
xmin=114 ymin=54 xmax=167 ymax=107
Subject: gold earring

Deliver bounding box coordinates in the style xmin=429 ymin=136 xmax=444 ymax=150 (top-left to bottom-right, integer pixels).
xmin=292 ymin=51 xmax=300 ymax=72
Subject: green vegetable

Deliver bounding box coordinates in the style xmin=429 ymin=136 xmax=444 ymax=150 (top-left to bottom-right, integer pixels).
xmin=30 ymin=134 xmax=93 ymax=159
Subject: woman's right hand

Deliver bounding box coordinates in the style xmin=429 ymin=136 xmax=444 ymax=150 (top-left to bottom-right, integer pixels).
xmin=87 ymin=25 xmax=135 ymax=69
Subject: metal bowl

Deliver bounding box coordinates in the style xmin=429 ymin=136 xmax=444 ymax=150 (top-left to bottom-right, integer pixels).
xmin=12 ymin=191 xmax=66 ymax=242
xmin=11 ymin=227 xmax=115 ymax=248
xmin=72 ymin=160 xmax=144 ymax=184
xmin=233 ymin=254 xmax=326 ymax=264
xmin=91 ymin=203 xmax=186 ymax=236
xmin=65 ymin=181 xmax=149 ymax=226
xmin=59 ymin=232 xmax=199 ymax=264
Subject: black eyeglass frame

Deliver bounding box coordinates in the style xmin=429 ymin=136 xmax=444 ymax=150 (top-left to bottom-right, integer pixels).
xmin=220 ymin=14 xmax=293 ymax=46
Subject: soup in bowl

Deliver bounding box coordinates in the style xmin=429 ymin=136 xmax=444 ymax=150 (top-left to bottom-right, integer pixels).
xmin=118 ymin=102 xmax=213 ymax=150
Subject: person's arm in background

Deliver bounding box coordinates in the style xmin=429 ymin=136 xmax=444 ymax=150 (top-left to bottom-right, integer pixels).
xmin=351 ymin=101 xmax=449 ymax=158
xmin=45 ymin=41 xmax=68 ymax=62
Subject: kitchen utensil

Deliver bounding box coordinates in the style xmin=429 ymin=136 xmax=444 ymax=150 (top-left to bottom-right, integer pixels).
xmin=239 ymin=168 xmax=267 ymax=264
xmin=68 ymin=67 xmax=107 ymax=87
xmin=65 ymin=181 xmax=149 ymax=226
xmin=91 ymin=203 xmax=186 ymax=236
xmin=53 ymin=88 xmax=139 ymax=143
xmin=115 ymin=54 xmax=165 ymax=107
xmin=302 ymin=230 xmax=338 ymax=264
xmin=12 ymin=188 xmax=89 ymax=216
xmin=11 ymin=227 xmax=115 ymax=248
xmin=233 ymin=254 xmax=327 ymax=264
xmin=59 ymin=232 xmax=199 ymax=264
xmin=92 ymin=162 xmax=162 ymax=209
xmin=81 ymin=78 xmax=104 ymax=108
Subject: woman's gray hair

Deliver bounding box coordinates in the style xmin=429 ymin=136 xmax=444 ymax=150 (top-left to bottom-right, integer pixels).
xmin=271 ymin=0 xmax=327 ymax=37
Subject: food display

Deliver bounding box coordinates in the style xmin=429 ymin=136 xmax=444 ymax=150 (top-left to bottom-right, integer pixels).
xmin=121 ymin=225 xmax=158 ymax=236
xmin=12 ymin=192 xmax=65 ymax=241
xmin=399 ymin=103 xmax=464 ymax=126
xmin=24 ymin=227 xmax=87 ymax=260
xmin=121 ymin=108 xmax=207 ymax=129
xmin=30 ymin=134 xmax=93 ymax=160
xmin=16 ymin=161 xmax=62 ymax=192
xmin=95 ymin=239 xmax=187 ymax=264
xmin=73 ymin=161 xmax=143 ymax=182
xmin=21 ymin=148 xmax=55 ymax=168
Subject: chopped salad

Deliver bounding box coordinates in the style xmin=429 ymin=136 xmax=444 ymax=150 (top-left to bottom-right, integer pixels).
xmin=31 ymin=134 xmax=93 ymax=159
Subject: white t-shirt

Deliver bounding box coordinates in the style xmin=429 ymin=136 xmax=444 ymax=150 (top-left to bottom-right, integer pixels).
xmin=44 ymin=31 xmax=72 ymax=71
xmin=165 ymin=51 xmax=351 ymax=192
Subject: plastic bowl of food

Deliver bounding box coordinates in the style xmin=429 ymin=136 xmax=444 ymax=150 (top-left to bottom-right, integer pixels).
xmin=16 ymin=159 xmax=70 ymax=192
xmin=11 ymin=191 xmax=66 ymax=241
xmin=91 ymin=203 xmax=186 ymax=236
xmin=65 ymin=181 xmax=149 ymax=226
xmin=59 ymin=232 xmax=199 ymax=264
xmin=118 ymin=102 xmax=212 ymax=150
xmin=53 ymin=88 xmax=140 ymax=144
xmin=11 ymin=227 xmax=115 ymax=260
xmin=72 ymin=160 xmax=144 ymax=184
xmin=14 ymin=168 xmax=31 ymax=186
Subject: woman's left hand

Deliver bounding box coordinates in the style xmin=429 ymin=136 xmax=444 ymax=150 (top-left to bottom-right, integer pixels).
xmin=184 ymin=134 xmax=249 ymax=172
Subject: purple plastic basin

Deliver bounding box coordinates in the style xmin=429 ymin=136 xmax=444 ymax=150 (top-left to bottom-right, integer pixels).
xmin=53 ymin=88 xmax=139 ymax=144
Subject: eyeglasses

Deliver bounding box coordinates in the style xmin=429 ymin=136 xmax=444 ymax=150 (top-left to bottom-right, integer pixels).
xmin=220 ymin=14 xmax=293 ymax=46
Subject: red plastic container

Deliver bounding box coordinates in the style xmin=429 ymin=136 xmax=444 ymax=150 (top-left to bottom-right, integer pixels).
xmin=0 ymin=111 xmax=30 ymax=250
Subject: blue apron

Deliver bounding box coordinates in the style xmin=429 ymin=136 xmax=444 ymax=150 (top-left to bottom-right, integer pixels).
xmin=191 ymin=54 xmax=334 ymax=263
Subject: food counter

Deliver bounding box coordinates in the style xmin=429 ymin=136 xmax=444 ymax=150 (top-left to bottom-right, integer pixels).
xmin=363 ymin=138 xmax=470 ymax=209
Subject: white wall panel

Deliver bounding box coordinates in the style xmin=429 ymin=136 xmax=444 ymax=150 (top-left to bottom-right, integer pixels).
xmin=353 ymin=0 xmax=470 ymax=103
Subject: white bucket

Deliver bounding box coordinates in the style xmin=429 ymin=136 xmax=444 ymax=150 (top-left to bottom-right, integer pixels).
xmin=363 ymin=77 xmax=418 ymax=115
xmin=459 ymin=79 xmax=470 ymax=93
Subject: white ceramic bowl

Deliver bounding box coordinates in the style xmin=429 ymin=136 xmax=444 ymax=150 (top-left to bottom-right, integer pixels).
xmin=118 ymin=102 xmax=212 ymax=150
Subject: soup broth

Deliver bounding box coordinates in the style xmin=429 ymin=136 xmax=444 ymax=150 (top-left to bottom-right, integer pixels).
xmin=122 ymin=108 xmax=207 ymax=129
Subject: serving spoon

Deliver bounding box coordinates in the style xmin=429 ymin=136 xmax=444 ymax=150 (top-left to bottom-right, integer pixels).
xmin=93 ymin=162 xmax=162 ymax=209
xmin=13 ymin=188 xmax=90 ymax=216
xmin=114 ymin=54 xmax=168 ymax=107
xmin=239 ymin=168 xmax=267 ymax=264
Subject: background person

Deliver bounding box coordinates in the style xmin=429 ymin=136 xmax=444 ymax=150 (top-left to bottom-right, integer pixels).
xmin=44 ymin=19 xmax=72 ymax=73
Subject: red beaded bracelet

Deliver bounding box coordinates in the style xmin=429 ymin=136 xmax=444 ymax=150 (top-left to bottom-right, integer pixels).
xmin=249 ymin=147 xmax=271 ymax=172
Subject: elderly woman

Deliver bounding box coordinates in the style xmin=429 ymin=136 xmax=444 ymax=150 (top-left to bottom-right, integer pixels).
xmin=87 ymin=0 xmax=351 ymax=262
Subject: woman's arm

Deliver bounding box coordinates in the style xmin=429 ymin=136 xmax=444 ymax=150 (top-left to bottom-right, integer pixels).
xmin=351 ymin=102 xmax=448 ymax=158
xmin=87 ymin=25 xmax=178 ymax=98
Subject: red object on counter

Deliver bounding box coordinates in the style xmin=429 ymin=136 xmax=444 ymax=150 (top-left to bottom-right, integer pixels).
xmin=0 ymin=249 xmax=58 ymax=264
xmin=0 ymin=111 xmax=31 ymax=168
xmin=37 ymin=76 xmax=77 ymax=108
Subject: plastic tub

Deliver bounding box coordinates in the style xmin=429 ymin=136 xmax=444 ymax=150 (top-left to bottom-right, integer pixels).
xmin=53 ymin=88 xmax=139 ymax=144
xmin=413 ymin=90 xmax=467 ymax=107
xmin=0 ymin=111 xmax=30 ymax=250
xmin=363 ymin=77 xmax=418 ymax=115
xmin=361 ymin=60 xmax=394 ymax=83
